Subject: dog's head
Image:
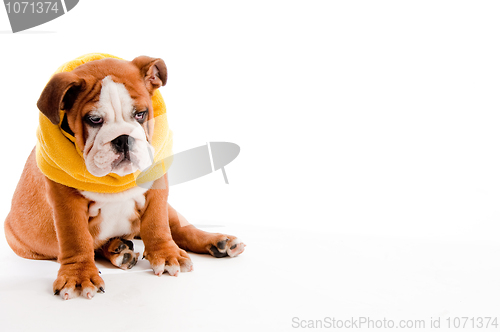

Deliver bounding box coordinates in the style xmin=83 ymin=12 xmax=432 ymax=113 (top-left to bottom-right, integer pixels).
xmin=37 ymin=56 xmax=167 ymax=177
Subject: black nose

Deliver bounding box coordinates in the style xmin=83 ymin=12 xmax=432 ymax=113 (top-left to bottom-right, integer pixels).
xmin=111 ymin=135 xmax=135 ymax=153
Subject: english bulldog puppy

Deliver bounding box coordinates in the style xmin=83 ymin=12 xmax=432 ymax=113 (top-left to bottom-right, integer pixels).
xmin=4 ymin=55 xmax=245 ymax=300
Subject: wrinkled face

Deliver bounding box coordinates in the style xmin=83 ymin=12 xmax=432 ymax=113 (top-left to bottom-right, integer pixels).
xmin=37 ymin=56 xmax=167 ymax=177
xmin=83 ymin=76 xmax=153 ymax=177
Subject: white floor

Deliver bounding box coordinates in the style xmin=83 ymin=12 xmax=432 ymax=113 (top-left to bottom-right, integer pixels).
xmin=0 ymin=223 xmax=498 ymax=332
xmin=1 ymin=1 xmax=500 ymax=331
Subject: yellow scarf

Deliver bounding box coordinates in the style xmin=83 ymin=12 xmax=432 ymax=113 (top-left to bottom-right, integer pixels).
xmin=36 ymin=53 xmax=173 ymax=193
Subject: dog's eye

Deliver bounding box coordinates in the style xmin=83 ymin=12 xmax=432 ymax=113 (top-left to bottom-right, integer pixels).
xmin=86 ymin=115 xmax=103 ymax=125
xmin=134 ymin=111 xmax=148 ymax=122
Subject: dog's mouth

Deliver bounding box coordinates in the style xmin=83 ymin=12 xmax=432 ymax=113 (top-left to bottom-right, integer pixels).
xmin=111 ymin=152 xmax=139 ymax=172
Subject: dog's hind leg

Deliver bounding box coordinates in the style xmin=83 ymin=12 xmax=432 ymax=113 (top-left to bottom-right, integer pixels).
xmin=98 ymin=238 xmax=140 ymax=269
xmin=167 ymin=204 xmax=245 ymax=258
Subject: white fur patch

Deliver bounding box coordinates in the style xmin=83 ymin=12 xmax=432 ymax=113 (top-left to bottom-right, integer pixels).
xmin=81 ymin=184 xmax=151 ymax=241
xmin=81 ymin=286 xmax=97 ymax=300
xmin=60 ymin=286 xmax=80 ymax=300
xmin=164 ymin=264 xmax=180 ymax=277
xmin=227 ymin=239 xmax=245 ymax=257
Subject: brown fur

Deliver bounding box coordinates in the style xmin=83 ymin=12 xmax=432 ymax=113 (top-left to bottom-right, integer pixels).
xmin=4 ymin=56 xmax=245 ymax=300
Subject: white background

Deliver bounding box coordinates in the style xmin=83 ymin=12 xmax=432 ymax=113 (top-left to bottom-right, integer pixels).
xmin=0 ymin=1 xmax=499 ymax=331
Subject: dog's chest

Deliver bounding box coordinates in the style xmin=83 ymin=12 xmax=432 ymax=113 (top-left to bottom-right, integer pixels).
xmin=80 ymin=186 xmax=149 ymax=242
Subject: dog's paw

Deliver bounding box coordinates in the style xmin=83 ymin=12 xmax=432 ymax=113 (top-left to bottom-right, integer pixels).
xmin=53 ymin=262 xmax=105 ymax=300
xmin=105 ymin=238 xmax=140 ymax=270
xmin=143 ymin=242 xmax=193 ymax=277
xmin=208 ymin=235 xmax=246 ymax=258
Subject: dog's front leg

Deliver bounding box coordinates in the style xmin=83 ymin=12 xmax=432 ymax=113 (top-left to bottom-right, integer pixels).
xmin=141 ymin=175 xmax=193 ymax=276
xmin=46 ymin=178 xmax=104 ymax=300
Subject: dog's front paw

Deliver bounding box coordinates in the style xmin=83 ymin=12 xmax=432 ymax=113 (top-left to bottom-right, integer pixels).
xmin=143 ymin=241 xmax=193 ymax=277
xmin=53 ymin=262 xmax=104 ymax=300
xmin=208 ymin=235 xmax=246 ymax=258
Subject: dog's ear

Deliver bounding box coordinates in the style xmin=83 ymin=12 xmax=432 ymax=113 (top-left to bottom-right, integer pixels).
xmin=37 ymin=72 xmax=85 ymax=125
xmin=132 ymin=56 xmax=167 ymax=94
